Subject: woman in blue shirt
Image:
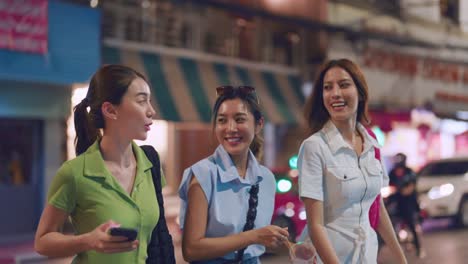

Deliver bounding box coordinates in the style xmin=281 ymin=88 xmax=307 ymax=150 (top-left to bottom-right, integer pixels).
xmin=179 ymin=86 xmax=289 ymax=263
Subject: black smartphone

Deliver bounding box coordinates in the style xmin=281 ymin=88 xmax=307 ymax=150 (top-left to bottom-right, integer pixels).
xmin=109 ymin=227 xmax=138 ymax=241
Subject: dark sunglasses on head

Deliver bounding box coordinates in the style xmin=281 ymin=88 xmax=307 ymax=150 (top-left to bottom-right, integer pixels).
xmin=215 ymin=85 xmax=259 ymax=104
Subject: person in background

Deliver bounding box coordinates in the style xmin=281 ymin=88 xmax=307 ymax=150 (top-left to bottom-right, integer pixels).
xmin=389 ymin=153 xmax=416 ymax=188
xmin=179 ymin=86 xmax=289 ymax=263
xmin=298 ymin=58 xmax=407 ymax=263
xmin=34 ymin=64 xmax=173 ymax=263
xmin=387 ymin=177 xmax=424 ymax=258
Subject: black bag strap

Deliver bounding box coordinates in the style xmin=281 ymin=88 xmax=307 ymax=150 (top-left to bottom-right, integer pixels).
xmin=231 ymin=183 xmax=259 ymax=263
xmin=141 ymin=145 xmax=163 ymax=204
xmin=191 ymin=184 xmax=260 ymax=264
xmin=141 ymin=145 xmax=176 ymax=264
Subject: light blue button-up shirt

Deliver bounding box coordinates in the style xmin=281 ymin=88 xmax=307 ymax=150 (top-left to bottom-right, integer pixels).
xmin=179 ymin=145 xmax=276 ymax=263
xmin=298 ymin=121 xmax=389 ymax=264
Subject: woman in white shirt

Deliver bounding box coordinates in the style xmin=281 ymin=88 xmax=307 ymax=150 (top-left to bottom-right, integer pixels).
xmin=298 ymin=59 xmax=407 ymax=263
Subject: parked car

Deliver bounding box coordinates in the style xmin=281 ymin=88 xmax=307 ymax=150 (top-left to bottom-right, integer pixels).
xmin=416 ymin=156 xmax=468 ymax=227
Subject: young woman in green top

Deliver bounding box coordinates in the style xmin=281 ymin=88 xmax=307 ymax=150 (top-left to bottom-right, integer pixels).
xmin=34 ymin=65 xmax=168 ymax=263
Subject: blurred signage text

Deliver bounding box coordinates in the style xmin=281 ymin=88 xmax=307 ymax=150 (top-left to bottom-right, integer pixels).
xmin=363 ymin=48 xmax=468 ymax=85
xmin=0 ymin=0 xmax=48 ymax=54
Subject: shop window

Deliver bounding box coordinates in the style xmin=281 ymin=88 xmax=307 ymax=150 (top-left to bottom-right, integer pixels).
xmin=345 ymin=0 xmax=400 ymax=17
xmin=441 ymin=0 xmax=459 ymax=23
xmin=269 ymin=30 xmax=302 ymax=66
xmin=0 ymin=118 xmax=40 ymax=185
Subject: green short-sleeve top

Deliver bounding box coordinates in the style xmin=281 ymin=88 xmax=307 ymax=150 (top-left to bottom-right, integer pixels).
xmin=47 ymin=141 xmax=166 ymax=264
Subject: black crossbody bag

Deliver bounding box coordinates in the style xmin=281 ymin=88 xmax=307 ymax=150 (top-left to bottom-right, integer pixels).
xmin=141 ymin=145 xmax=176 ymax=264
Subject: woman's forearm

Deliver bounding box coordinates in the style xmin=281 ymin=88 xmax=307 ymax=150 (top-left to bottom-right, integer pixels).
xmin=35 ymin=205 xmax=90 ymax=258
xmin=35 ymin=232 xmax=90 ymax=258
xmin=309 ymin=225 xmax=340 ymax=264
xmin=182 ymin=230 xmax=254 ymax=262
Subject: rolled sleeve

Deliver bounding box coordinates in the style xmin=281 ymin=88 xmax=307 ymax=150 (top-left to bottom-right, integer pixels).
xmin=47 ymin=162 xmax=76 ymax=213
xmin=298 ymin=139 xmax=324 ymax=201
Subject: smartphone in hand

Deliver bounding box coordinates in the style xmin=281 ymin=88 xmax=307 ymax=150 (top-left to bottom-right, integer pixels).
xmin=109 ymin=227 xmax=138 ymax=241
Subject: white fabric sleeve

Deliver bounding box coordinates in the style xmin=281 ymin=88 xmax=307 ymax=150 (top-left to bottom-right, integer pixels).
xmin=298 ymin=139 xmax=324 ymax=201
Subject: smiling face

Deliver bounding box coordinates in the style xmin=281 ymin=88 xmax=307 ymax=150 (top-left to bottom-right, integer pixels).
xmin=214 ymin=98 xmax=260 ymax=159
xmin=114 ymin=77 xmax=156 ymax=140
xmin=322 ymin=66 xmax=360 ymax=124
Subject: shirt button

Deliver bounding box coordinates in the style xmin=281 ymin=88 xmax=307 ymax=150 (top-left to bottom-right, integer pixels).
xmin=344 ymin=175 xmax=347 ymax=179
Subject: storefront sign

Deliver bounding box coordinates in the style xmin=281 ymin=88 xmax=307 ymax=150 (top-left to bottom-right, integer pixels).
xmin=0 ymin=0 xmax=48 ymax=54
xmin=363 ymin=47 xmax=419 ymax=76
xmin=433 ymin=91 xmax=468 ymax=114
xmin=363 ymin=48 xmax=468 ymax=84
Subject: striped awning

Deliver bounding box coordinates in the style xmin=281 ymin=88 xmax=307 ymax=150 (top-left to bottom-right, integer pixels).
xmin=102 ymin=45 xmax=305 ymax=124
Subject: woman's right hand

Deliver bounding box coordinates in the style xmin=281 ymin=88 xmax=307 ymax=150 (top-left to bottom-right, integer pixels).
xmin=85 ymin=220 xmax=138 ymax=254
xmin=251 ymin=225 xmax=289 ymax=248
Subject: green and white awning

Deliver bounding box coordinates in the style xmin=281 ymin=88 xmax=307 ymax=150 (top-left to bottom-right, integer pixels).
xmin=102 ymin=45 xmax=305 ymax=124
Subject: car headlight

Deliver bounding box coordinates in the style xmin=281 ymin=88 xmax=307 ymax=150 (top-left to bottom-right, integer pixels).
xmin=428 ymin=183 xmax=454 ymax=200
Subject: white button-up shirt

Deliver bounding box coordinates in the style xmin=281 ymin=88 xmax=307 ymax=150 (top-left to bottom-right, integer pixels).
xmin=298 ymin=121 xmax=389 ymax=264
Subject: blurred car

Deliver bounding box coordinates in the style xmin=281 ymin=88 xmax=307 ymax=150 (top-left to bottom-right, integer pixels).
xmin=417 ymin=156 xmax=468 ymax=227
xmin=270 ymin=167 xmax=307 ymax=242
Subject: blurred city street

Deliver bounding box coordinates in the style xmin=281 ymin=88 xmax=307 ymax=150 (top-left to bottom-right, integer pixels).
xmin=2 ymin=1 xmax=468 ymax=264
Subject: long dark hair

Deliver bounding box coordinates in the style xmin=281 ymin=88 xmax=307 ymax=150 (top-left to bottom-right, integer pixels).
xmin=304 ymin=58 xmax=370 ymax=136
xmin=74 ymin=64 xmax=147 ymax=155
xmin=212 ymin=89 xmax=264 ymax=160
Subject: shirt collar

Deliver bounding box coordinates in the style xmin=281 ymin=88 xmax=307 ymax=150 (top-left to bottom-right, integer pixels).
xmin=83 ymin=141 xmax=108 ymax=178
xmin=83 ymin=140 xmax=153 ymax=185
xmin=357 ymin=123 xmax=381 ymax=153
xmin=132 ymin=142 xmax=153 ymax=186
xmin=322 ymin=121 xmax=380 ymax=155
xmin=213 ymin=145 xmax=263 ymax=185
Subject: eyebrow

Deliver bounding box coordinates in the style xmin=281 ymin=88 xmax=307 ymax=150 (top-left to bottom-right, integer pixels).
xmin=135 ymin=92 xmax=149 ymax=97
xmin=324 ymin=78 xmax=352 ymax=85
xmin=217 ymin=113 xmax=248 ymax=117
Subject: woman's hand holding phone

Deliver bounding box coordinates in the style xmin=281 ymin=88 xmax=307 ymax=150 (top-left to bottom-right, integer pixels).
xmin=109 ymin=227 xmax=138 ymax=241
xmin=84 ymin=220 xmax=139 ymax=254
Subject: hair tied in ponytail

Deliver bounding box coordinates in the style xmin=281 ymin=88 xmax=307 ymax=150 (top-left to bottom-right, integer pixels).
xmin=81 ymin=97 xmax=90 ymax=106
